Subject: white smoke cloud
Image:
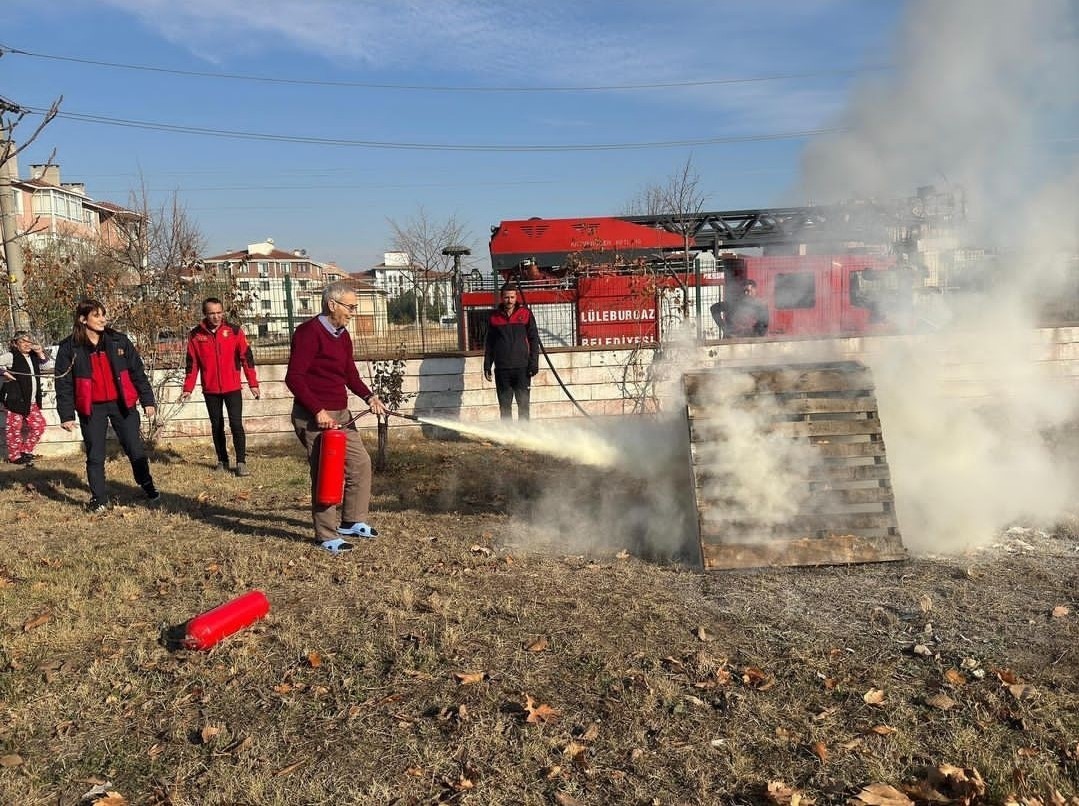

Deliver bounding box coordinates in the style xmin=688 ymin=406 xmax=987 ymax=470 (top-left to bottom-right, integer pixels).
xmin=797 ymin=0 xmax=1079 ymax=551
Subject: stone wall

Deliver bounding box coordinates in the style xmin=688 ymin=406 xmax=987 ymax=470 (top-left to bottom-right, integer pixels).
xmin=22 ymin=326 xmax=1079 ymax=457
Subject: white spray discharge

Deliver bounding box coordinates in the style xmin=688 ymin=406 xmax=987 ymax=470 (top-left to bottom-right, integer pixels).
xmin=414 ymin=416 xmax=622 ymax=467
xmin=793 ymin=0 xmax=1079 ymax=552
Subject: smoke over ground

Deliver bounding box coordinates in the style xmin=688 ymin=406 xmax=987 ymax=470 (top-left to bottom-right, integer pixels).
xmin=795 ymin=0 xmax=1079 ymax=551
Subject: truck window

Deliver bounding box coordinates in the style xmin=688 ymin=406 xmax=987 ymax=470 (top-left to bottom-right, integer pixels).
xmin=774 ymin=273 xmax=815 ymax=309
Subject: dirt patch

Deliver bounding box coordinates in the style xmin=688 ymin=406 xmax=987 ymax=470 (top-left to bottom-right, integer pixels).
xmin=0 ymin=434 xmax=1075 ymax=805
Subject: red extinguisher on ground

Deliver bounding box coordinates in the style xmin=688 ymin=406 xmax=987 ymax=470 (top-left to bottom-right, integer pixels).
xmin=316 ymin=428 xmax=347 ymax=506
xmin=184 ymin=590 xmax=270 ymax=651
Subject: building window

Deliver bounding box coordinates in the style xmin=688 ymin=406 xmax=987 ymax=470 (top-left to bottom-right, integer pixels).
xmin=239 ymin=281 xmax=250 ymax=291
xmin=774 ymin=273 xmax=816 ymax=309
xmin=261 ymin=299 xmax=272 ymax=311
xmin=298 ymin=280 xmax=308 ymax=290
xmin=297 ymin=263 xmax=309 ymax=273
xmin=279 ymin=262 xmax=291 ymax=273
xmin=259 ymin=280 xmax=270 ymax=291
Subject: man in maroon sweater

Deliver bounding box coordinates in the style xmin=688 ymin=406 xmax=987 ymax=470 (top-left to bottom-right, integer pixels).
xmin=285 ymin=281 xmax=386 ymax=554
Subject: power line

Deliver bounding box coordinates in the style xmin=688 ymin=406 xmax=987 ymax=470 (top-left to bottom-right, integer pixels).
xmin=29 ymin=106 xmax=841 ymax=152
xmin=0 ymin=44 xmax=883 ymax=93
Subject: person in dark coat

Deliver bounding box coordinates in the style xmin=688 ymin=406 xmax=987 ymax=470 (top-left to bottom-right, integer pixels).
xmin=712 ymin=279 xmax=769 ymax=337
xmin=0 ymin=331 xmax=54 ymax=466
xmin=483 ymin=283 xmax=541 ymax=420
xmin=54 ymin=300 xmax=160 ymax=513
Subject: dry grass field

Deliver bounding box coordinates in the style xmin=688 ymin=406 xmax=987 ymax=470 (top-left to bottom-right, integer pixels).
xmin=0 ymin=432 xmax=1076 ymax=805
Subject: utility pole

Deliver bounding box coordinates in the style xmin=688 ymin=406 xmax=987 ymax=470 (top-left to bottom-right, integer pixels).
xmin=442 ymin=245 xmax=471 ymax=350
xmin=0 ymin=133 xmax=30 ymax=331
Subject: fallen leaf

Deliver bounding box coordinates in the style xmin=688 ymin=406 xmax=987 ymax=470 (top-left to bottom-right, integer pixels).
xmin=525 ymin=636 xmax=549 ymax=652
xmin=453 ymin=671 xmax=489 ymax=686
xmin=765 ymin=780 xmax=810 ymax=805
xmin=944 ymin=669 xmax=967 ymax=686
xmin=810 ymin=741 xmax=829 ymax=763
xmin=925 ymin=692 xmax=956 ymax=710
xmin=742 ymin=667 xmax=774 ymax=690
xmin=851 ymin=782 xmax=913 ymax=805
xmin=906 ymin=764 xmax=986 ymax=803
xmin=912 ymin=644 xmax=934 ymax=657
xmin=554 ymin=793 xmax=584 ymax=806
xmin=92 ymin=794 xmax=128 ymax=806
xmin=22 ymin=611 xmax=52 ymax=632
xmin=814 ymin=706 xmax=839 ymax=721
xmin=1051 ymin=605 xmax=1070 ymax=618
xmin=869 ymin=725 xmax=898 ymax=736
xmin=580 ymin=723 xmax=600 ymax=741
xmin=841 ymin=737 xmax=864 ymax=751
xmin=0 ymin=754 xmax=23 ymax=767
xmin=615 ymin=549 xmax=630 ymax=560
xmin=696 ymin=626 xmax=712 ymax=642
xmin=273 ymin=683 xmax=293 ymax=695
xmin=662 ymin=655 xmax=685 ymax=671
xmin=468 ymin=544 xmax=492 ymax=556
xmin=200 ymin=724 xmax=222 ymax=744
xmin=1008 ymin=683 xmax=1036 ymax=701
xmin=919 ymin=594 xmax=933 ymax=614
xmin=524 ymin=694 xmax=560 ymax=724
xmin=307 ymin=652 xmax=322 ymax=668
xmin=863 ymin=688 xmax=886 ymax=705
xmin=995 ymin=668 xmax=1020 ymax=685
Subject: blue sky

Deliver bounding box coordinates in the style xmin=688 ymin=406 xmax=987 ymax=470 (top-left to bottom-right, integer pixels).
xmin=1 ymin=0 xmax=933 ymax=271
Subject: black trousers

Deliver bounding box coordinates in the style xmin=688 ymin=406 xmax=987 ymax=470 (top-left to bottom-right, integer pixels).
xmin=78 ymin=401 xmax=152 ymax=501
xmin=204 ymin=390 xmax=246 ymax=464
xmin=494 ymin=367 xmax=531 ymax=420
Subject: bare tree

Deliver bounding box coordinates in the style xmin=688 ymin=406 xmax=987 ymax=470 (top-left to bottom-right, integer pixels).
xmin=630 ymin=156 xmax=708 ymax=322
xmin=387 ymin=207 xmax=472 ymax=350
xmin=107 ymin=184 xmax=205 ymax=439
xmin=1 ymin=95 xmax=62 ymax=331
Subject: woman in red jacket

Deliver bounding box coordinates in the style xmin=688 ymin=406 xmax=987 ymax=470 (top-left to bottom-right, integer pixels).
xmin=55 ymin=300 xmax=160 ymax=513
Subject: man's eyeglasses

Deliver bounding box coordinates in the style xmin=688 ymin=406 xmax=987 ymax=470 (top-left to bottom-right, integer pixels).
xmin=333 ymin=300 xmax=359 ymax=313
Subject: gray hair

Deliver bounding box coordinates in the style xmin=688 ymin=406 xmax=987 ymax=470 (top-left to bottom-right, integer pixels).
xmin=321 ymin=280 xmax=353 ymax=314
xmin=9 ymin=330 xmax=32 ymax=346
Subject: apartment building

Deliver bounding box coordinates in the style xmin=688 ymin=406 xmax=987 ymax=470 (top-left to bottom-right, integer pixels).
xmin=1 ymin=156 xmax=139 ymax=254
xmin=200 ymin=239 xmax=387 ymax=341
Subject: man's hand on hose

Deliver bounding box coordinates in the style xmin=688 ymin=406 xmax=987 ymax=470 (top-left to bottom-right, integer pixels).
xmin=367 ymin=394 xmax=388 ymax=417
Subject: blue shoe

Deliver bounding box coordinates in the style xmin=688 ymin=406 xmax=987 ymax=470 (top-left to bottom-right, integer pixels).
xmin=320 ymin=538 xmax=354 ymax=555
xmin=337 ymin=522 xmax=378 ymax=538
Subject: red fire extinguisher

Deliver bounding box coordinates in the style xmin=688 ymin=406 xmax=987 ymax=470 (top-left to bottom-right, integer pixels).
xmin=184 ymin=590 xmax=270 ymax=651
xmin=316 ymin=428 xmax=347 ymax=506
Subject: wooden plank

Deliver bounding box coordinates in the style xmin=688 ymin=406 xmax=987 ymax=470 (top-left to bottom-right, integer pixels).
xmin=694 ymin=461 xmax=893 ymax=486
xmin=769 ymin=419 xmax=882 ymax=438
xmin=700 ymin=534 xmax=907 ymax=569
xmin=813 ymin=441 xmax=888 ymax=459
xmin=688 ymin=416 xmax=883 ymax=438
xmin=774 ymin=396 xmax=879 ymax=415
xmin=701 ymin=511 xmax=898 ymax=533
xmin=683 ymin=365 xmax=875 ymax=397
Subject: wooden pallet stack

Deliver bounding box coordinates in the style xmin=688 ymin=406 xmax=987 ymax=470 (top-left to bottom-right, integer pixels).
xmin=684 ymin=361 xmax=907 ymax=570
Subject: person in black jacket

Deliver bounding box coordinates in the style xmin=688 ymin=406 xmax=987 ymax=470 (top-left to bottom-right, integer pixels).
xmin=483 ymin=283 xmax=541 ymax=420
xmin=0 ymin=331 xmax=54 ymax=466
xmin=54 ymin=300 xmax=160 ymax=513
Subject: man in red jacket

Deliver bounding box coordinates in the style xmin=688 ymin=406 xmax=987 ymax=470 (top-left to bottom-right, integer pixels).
xmin=285 ymin=281 xmax=387 ymax=554
xmin=483 ymin=283 xmax=541 ymax=420
xmin=179 ymin=298 xmax=260 ymax=476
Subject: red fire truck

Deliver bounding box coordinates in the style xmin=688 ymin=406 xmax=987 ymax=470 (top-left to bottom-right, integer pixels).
xmin=461 ymin=205 xmax=935 ymax=348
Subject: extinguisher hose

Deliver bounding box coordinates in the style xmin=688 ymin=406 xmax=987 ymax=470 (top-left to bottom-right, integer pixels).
xmin=512 ymin=275 xmax=592 ymax=419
